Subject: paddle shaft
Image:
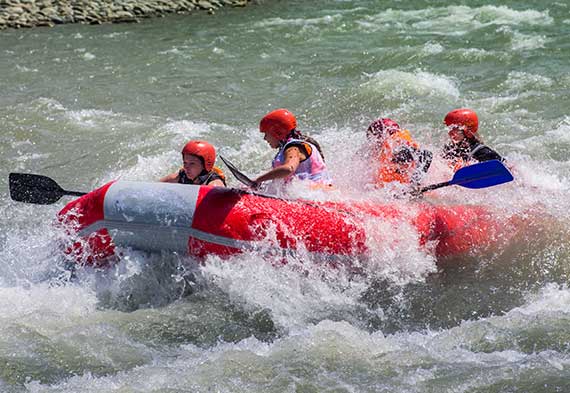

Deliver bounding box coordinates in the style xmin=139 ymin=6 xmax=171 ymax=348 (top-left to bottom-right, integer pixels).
xmin=420 ymin=181 xmax=451 ymax=193
xmin=62 ymin=190 xmax=87 ymax=197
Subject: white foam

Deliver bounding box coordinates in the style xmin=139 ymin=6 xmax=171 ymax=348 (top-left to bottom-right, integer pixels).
xmin=361 ymin=69 xmax=460 ymax=100
xmin=458 ymin=47 xmax=502 ymax=61
xmin=0 ymin=284 xmax=97 ymax=323
xmin=103 ymin=151 xmax=175 ymax=183
xmin=15 ymin=64 xmax=38 ymax=73
xmin=501 ymin=71 xmax=553 ymax=93
xmin=511 ymin=31 xmax=548 ymax=51
xmin=156 ymin=120 xmax=212 ymax=140
xmin=422 ymin=41 xmax=444 ymax=55
xmin=515 ymin=283 xmax=570 ymax=315
xmin=200 ymin=253 xmax=367 ymax=331
xmin=360 ymin=5 xmax=552 ymax=35
xmin=254 ymin=14 xmax=343 ymax=29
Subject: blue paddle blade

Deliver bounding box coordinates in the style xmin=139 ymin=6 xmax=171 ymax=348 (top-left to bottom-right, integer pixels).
xmin=450 ymin=160 xmax=514 ymax=189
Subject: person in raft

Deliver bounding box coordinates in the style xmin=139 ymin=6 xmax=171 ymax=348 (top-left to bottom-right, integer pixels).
xmin=251 ymin=108 xmax=332 ymax=190
xmin=160 ymin=140 xmax=226 ymax=186
xmin=441 ymin=108 xmax=504 ymax=171
xmin=366 ymin=117 xmax=432 ymax=188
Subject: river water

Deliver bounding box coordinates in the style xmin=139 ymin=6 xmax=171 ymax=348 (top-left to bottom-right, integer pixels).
xmin=1 ymin=1 xmax=570 ymax=391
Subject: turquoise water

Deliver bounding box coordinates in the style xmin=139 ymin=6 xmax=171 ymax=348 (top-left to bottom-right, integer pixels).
xmin=1 ymin=1 xmax=570 ymax=391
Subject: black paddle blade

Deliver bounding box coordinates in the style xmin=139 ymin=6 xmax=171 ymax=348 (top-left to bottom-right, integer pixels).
xmin=219 ymin=155 xmax=256 ymax=188
xmin=9 ymin=173 xmax=67 ymax=205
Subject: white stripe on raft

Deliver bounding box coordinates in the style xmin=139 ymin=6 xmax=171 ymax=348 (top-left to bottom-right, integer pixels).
xmin=78 ymin=220 xmax=256 ymax=253
xmin=97 ymin=181 xmax=253 ymax=252
xmin=103 ymin=181 xmax=200 ymax=227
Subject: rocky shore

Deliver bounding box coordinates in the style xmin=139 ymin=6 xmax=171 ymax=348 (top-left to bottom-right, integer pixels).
xmin=0 ymin=0 xmax=251 ymax=30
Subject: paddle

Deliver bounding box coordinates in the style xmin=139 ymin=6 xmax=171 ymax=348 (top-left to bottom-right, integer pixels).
xmin=219 ymin=155 xmax=257 ymax=188
xmin=220 ymin=153 xmax=513 ymax=193
xmin=9 ymin=173 xmax=86 ymax=205
xmin=420 ymin=159 xmax=513 ymax=193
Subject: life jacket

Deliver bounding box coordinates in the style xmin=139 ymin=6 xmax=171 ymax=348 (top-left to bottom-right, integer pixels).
xmin=178 ymin=166 xmax=227 ymax=186
xmin=272 ymin=137 xmax=332 ymax=184
xmin=374 ymin=129 xmax=422 ymax=185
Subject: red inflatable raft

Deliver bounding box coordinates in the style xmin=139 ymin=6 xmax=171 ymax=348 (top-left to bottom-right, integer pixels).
xmin=57 ymin=181 xmax=508 ymax=266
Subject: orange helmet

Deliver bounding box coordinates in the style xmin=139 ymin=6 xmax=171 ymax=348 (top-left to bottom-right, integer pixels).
xmin=444 ymin=108 xmax=479 ymax=137
xmin=259 ymin=109 xmax=297 ymax=142
xmin=181 ymin=140 xmax=216 ymax=172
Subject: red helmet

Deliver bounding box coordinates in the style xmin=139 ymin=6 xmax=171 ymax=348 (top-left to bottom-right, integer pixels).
xmin=444 ymin=108 xmax=479 ymax=137
xmin=259 ymin=109 xmax=297 ymax=141
xmin=181 ymin=140 xmax=216 ymax=172
xmin=366 ymin=118 xmax=400 ymax=139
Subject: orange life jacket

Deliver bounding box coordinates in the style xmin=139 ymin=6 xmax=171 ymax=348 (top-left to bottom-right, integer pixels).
xmin=374 ymin=129 xmax=420 ymax=185
xmin=212 ymin=166 xmax=226 ymax=183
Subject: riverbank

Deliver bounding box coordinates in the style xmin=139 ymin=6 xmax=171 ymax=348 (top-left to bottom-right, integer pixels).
xmin=0 ymin=0 xmax=251 ymax=30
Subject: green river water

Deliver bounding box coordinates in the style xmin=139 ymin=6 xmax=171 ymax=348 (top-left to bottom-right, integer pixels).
xmin=1 ymin=1 xmax=570 ymax=391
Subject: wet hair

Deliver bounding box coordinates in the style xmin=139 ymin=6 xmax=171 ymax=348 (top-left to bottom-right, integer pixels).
xmin=289 ymin=129 xmax=326 ymax=161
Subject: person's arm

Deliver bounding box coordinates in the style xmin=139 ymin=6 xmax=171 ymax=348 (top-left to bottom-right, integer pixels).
xmin=160 ymin=171 xmax=180 ymax=183
xmin=472 ymin=145 xmax=503 ymax=162
xmin=253 ymin=146 xmax=305 ymax=186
